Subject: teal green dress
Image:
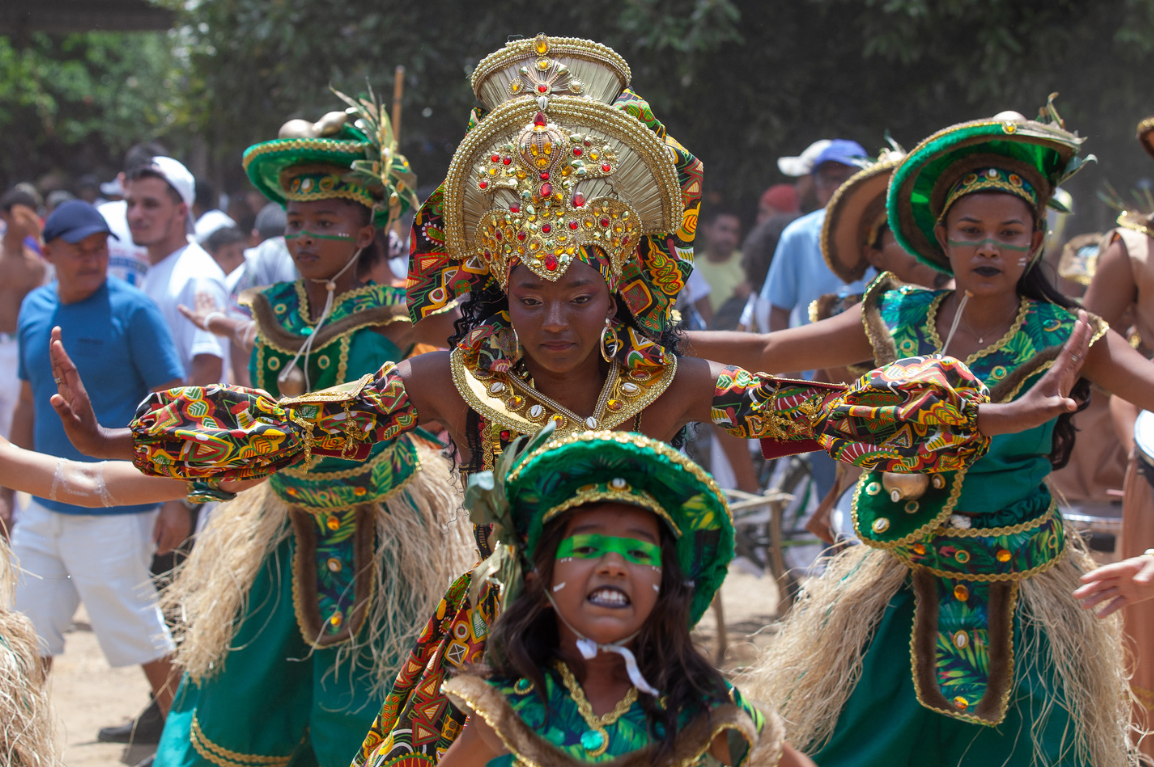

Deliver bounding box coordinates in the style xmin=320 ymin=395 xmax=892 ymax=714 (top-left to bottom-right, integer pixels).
xmin=443 ymin=663 xmax=781 ymax=767
xmin=155 ymin=282 xmax=429 ymax=767
xmin=814 ymin=276 xmax=1107 ymax=766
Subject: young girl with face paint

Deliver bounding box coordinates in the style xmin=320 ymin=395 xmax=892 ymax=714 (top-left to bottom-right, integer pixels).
xmin=435 ymin=428 xmax=813 ymax=767
xmin=692 ymin=105 xmax=1154 ymax=765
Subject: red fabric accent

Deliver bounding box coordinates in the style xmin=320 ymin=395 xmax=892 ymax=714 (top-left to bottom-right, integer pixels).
xmin=759 ymin=438 xmax=823 ymax=460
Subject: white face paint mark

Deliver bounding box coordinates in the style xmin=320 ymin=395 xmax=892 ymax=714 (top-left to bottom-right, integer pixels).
xmin=553 ymin=582 xmax=566 ymax=592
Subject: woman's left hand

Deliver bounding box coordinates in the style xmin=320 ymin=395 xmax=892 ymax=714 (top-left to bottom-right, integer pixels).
xmin=1074 ymin=553 xmax=1154 ymax=617
xmin=975 ymin=310 xmax=1091 ymax=436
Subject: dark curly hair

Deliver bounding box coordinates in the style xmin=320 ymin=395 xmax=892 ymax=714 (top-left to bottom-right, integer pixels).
xmin=481 ymin=512 xmax=730 ymax=762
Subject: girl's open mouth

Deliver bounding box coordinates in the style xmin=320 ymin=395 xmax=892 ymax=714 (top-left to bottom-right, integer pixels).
xmin=587 ymin=587 xmax=631 ymax=608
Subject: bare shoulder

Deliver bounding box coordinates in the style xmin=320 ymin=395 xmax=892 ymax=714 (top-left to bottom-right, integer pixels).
xmin=398 ymin=351 xmax=470 ymax=437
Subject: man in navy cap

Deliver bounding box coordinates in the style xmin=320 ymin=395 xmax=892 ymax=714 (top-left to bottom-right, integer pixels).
xmin=0 ymin=200 xmax=186 ymax=736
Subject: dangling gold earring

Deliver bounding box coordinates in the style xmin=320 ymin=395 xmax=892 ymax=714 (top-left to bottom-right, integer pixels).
xmin=511 ymin=327 xmax=522 ymax=361
xmin=600 ymin=319 xmax=619 ymax=363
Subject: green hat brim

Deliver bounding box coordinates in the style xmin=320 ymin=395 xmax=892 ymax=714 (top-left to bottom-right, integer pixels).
xmin=504 ymin=431 xmax=733 ymax=627
xmin=242 ymin=137 xmax=370 ymax=209
xmin=888 ymin=119 xmax=1084 ymax=273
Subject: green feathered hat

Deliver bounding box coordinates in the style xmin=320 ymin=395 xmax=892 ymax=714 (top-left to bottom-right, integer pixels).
xmin=888 ymin=95 xmax=1092 ymax=273
xmin=242 ymin=87 xmax=419 ymax=229
xmin=465 ymin=427 xmax=733 ymax=627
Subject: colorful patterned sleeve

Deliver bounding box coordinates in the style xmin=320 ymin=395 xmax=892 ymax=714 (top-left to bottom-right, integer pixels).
xmin=712 ymin=355 xmax=991 ymax=473
xmin=130 ymin=363 xmax=419 ymax=480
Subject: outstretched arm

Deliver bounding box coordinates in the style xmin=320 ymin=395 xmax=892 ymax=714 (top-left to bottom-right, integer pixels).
xmin=1081 ymin=326 xmax=1154 ymax=413
xmin=0 ymin=434 xmax=256 ymax=509
xmin=676 ymin=313 xmax=1093 ymax=473
xmin=684 ymin=305 xmax=873 ymax=374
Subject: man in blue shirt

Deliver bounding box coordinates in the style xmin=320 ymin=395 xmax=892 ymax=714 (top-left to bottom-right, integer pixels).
xmin=1 ymin=201 xmax=185 ymax=730
xmin=744 ymin=140 xmax=873 ymax=334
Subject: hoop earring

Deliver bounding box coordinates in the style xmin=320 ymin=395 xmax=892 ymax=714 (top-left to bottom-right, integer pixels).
xmin=511 ymin=328 xmax=522 ymax=361
xmin=600 ymin=320 xmax=619 ymax=363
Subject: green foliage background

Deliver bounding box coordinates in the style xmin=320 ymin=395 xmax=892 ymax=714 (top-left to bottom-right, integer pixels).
xmin=2 ymin=0 xmax=1152 ymax=231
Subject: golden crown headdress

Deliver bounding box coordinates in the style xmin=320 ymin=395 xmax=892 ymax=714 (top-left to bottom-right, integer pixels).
xmin=443 ymin=34 xmax=684 ymax=287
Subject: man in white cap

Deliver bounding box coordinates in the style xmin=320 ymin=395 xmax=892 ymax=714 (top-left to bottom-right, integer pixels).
xmin=124 ymin=157 xmax=228 ymax=387
xmin=776 ymin=139 xmax=830 ymax=212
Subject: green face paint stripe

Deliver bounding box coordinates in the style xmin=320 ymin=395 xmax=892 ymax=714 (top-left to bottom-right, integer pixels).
xmin=284 ymin=231 xmax=356 ymax=241
xmin=947 ymin=238 xmax=1030 ymax=252
xmin=556 ymin=534 xmax=662 ymax=566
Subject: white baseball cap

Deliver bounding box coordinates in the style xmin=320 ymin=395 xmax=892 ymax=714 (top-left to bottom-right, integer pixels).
xmin=148 ymin=156 xmax=196 ymax=208
xmin=777 ymin=140 xmax=832 ymax=177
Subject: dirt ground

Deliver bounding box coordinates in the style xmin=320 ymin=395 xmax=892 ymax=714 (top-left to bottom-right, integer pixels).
xmin=46 ymin=568 xmax=781 ymax=767
xmin=49 ymin=603 xmax=155 ymax=767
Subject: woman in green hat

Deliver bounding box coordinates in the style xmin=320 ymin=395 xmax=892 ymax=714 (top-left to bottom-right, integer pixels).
xmin=49 ymin=39 xmax=1082 ymax=767
xmin=691 ymin=103 xmax=1153 ymax=765
xmin=433 ymin=426 xmax=811 ymax=767
xmin=54 ymin=92 xmax=474 ymax=767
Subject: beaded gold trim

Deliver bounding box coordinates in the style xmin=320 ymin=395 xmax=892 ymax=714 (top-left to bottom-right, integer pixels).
xmin=1118 ymin=210 xmax=1154 ymax=241
xmin=505 ymin=430 xmax=730 ymax=526
xmin=543 ymin=486 xmax=680 ymax=536
xmin=934 ymin=495 xmax=1057 ymax=538
xmin=241 ymin=138 xmax=364 ymax=170
xmin=908 ymin=580 xmax=1019 ymax=726
xmin=190 ymin=713 xmax=294 ymax=767
xmin=449 ymin=348 xmax=674 ymax=438
xmin=904 ymin=545 xmax=1065 ymax=583
xmin=852 ymin=466 xmax=968 ymax=551
xmin=925 ymin=292 xmax=1029 ymax=367
xmin=470 ymin=35 xmax=631 ymax=97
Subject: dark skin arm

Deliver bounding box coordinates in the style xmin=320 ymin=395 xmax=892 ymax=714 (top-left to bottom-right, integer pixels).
xmin=685 ymin=304 xmax=874 ymax=375
xmin=1082 ymin=237 xmax=1134 ymax=329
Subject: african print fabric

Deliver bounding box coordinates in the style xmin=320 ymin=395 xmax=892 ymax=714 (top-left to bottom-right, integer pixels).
xmin=712 ymin=357 xmax=990 ymax=473
xmin=353 ymin=573 xmax=499 ymax=767
xmin=853 ymin=275 xmax=1108 ymax=724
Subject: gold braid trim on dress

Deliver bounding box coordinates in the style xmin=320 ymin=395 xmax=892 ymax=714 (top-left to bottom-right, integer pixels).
xmin=190 ymin=713 xmax=295 ymax=767
xmin=443 ymin=673 xmax=784 ymax=767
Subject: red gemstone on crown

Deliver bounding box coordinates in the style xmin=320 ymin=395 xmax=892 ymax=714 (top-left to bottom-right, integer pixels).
xmin=494 ymin=230 xmax=502 ymax=240
xmin=517 ymin=232 xmax=526 ymax=241
xmin=509 ymin=204 xmax=520 ymax=213
xmin=540 ymin=182 xmax=553 ymax=197
xmin=573 ymin=193 xmax=585 ymax=207
xmin=622 ymin=235 xmax=630 ymax=246
xmin=541 ymin=224 xmax=551 ymax=233
xmin=537 ymin=85 xmax=548 ymax=93
xmin=573 ymin=148 xmax=582 ymax=156
xmin=534 ymin=112 xmax=548 ymax=126
xmin=545 ymin=255 xmax=558 ymax=271
xmin=600 ymin=218 xmax=610 ymax=227
xmin=491 ymin=154 xmax=500 ymax=163
xmin=584 ymin=139 xmax=591 ymax=146
xmin=479 ymin=181 xmax=488 ymax=189
xmin=483 ymin=250 xmax=492 ymax=259
xmin=601 ymin=163 xmax=611 ymax=172
xmin=569 ymin=221 xmax=578 ymax=230
xmin=540 ymin=172 xmax=549 ymax=180
xmin=503 ymin=157 xmax=512 ymax=165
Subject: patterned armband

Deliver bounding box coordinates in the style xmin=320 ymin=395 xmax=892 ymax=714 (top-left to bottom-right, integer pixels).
xmin=711 ymin=366 xmax=843 ymax=441
xmin=185 ymin=479 xmax=237 ymax=504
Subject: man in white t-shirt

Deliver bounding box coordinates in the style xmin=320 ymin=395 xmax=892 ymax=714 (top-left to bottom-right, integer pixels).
xmin=125 ymin=157 xmax=228 ymax=386
xmin=99 ymin=142 xmax=168 ymax=287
